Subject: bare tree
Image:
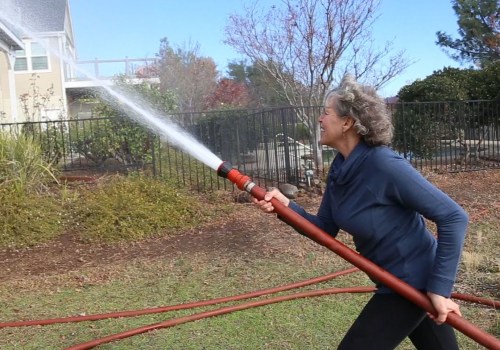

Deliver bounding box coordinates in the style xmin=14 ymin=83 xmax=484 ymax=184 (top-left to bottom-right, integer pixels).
xmin=157 ymin=38 xmax=218 ymax=114
xmin=224 ymin=0 xmax=410 ymax=169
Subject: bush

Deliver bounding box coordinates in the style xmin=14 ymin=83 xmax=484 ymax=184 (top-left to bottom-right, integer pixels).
xmin=21 ymin=121 xmax=68 ymax=165
xmin=70 ymin=117 xmax=154 ymax=167
xmin=392 ymin=107 xmax=439 ymax=159
xmin=71 ymin=174 xmax=220 ymax=242
xmin=158 ymin=145 xmax=224 ymax=192
xmin=0 ymin=187 xmax=64 ymax=248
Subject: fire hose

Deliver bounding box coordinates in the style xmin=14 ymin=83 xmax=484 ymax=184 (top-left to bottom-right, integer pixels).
xmin=0 ymin=268 xmax=359 ymax=328
xmin=1 ymin=268 xmax=496 ymax=349
xmin=1 ymin=163 xmax=498 ymax=349
xmin=217 ymin=162 xmax=500 ymax=350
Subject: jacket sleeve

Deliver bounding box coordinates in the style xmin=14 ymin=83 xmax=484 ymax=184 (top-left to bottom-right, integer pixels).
xmin=287 ymin=187 xmax=340 ymax=238
xmin=382 ymin=156 xmax=468 ymax=297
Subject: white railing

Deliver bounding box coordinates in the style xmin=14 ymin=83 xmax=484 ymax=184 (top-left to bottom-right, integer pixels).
xmin=66 ymin=57 xmax=159 ymax=82
xmin=64 ymin=57 xmax=160 ymax=90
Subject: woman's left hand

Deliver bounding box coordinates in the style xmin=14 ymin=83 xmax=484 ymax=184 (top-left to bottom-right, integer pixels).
xmin=426 ymin=292 xmax=462 ymax=325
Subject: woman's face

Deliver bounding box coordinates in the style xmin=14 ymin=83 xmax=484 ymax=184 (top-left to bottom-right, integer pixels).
xmin=319 ymin=98 xmax=345 ymax=148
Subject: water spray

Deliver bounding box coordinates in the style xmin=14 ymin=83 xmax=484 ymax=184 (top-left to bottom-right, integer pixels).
xmin=2 ymin=3 xmax=498 ymax=348
xmin=217 ymin=161 xmax=500 ymax=350
xmin=0 ymin=7 xmax=222 ymax=171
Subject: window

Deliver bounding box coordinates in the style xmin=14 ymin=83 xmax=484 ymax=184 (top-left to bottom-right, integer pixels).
xmin=14 ymin=41 xmax=49 ymax=72
xmin=14 ymin=49 xmax=27 ymax=71
xmin=30 ymin=42 xmax=48 ymax=70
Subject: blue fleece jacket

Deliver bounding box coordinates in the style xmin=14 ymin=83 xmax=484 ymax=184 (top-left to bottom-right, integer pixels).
xmin=288 ymin=142 xmax=468 ymax=297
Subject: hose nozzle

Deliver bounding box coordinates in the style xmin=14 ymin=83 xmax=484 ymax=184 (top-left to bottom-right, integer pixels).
xmin=217 ymin=161 xmax=254 ymax=192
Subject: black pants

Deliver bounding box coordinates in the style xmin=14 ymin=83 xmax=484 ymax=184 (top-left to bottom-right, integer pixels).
xmin=337 ymin=293 xmax=459 ymax=350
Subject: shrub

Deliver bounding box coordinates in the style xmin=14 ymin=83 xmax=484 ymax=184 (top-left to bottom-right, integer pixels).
xmin=158 ymin=145 xmax=224 ymax=192
xmin=70 ymin=117 xmax=154 ymax=167
xmin=71 ymin=174 xmax=220 ymax=242
xmin=23 ymin=121 xmax=68 ymax=165
xmin=0 ymin=187 xmax=63 ymax=248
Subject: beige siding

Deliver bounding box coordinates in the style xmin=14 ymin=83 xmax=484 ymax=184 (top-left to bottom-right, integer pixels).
xmin=14 ymin=37 xmax=67 ymax=122
xmin=0 ymin=53 xmax=10 ymax=120
xmin=0 ymin=0 xmax=74 ymax=124
xmin=0 ymin=52 xmax=14 ymax=122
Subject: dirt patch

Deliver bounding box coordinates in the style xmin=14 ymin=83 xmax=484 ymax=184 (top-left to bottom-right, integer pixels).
xmin=0 ymin=197 xmax=322 ymax=283
xmin=1 ymin=170 xmax=498 ymax=286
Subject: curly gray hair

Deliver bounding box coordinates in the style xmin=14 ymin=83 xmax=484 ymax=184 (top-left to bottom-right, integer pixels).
xmin=324 ymin=74 xmax=393 ymax=146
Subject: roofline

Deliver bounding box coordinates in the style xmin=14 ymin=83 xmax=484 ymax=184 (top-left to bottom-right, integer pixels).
xmin=0 ymin=20 xmax=24 ymax=50
xmin=21 ymin=30 xmax=66 ymax=39
xmin=65 ymin=0 xmax=76 ymax=50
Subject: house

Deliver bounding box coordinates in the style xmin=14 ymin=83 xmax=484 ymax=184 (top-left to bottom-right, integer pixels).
xmin=0 ymin=0 xmax=24 ymax=122
xmin=0 ymin=0 xmax=160 ymax=124
xmin=0 ymin=0 xmax=76 ymax=123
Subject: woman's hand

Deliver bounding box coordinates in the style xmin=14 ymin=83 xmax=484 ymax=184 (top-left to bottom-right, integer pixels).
xmin=251 ymin=188 xmax=290 ymax=213
xmin=426 ymin=292 xmax=462 ymax=325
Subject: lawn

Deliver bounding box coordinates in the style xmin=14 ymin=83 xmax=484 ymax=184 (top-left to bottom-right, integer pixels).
xmin=0 ymin=170 xmax=498 ymax=349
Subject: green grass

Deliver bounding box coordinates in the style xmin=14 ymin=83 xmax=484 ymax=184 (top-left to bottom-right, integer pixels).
xmin=0 ymin=252 xmax=495 ymax=349
xmin=0 ymin=154 xmax=497 ymax=349
xmin=458 ymin=218 xmax=500 ymax=303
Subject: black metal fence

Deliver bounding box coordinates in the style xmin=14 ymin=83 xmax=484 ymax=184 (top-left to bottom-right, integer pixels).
xmin=1 ymin=100 xmax=498 ymax=191
xmin=389 ymin=100 xmax=500 ymax=171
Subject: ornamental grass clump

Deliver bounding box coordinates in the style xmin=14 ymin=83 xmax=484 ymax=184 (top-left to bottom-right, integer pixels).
xmin=0 ymin=132 xmax=63 ymax=248
xmin=0 ymin=131 xmax=58 ymax=194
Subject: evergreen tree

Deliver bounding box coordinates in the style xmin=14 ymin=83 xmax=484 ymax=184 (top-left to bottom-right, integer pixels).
xmin=398 ymin=61 xmax=500 ymax=101
xmin=436 ymin=0 xmax=499 ymax=67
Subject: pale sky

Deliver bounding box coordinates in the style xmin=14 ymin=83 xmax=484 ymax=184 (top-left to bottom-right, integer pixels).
xmin=69 ymin=0 xmax=465 ymax=97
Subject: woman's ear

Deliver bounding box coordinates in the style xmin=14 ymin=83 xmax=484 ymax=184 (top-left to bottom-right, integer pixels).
xmin=342 ymin=116 xmax=355 ymax=132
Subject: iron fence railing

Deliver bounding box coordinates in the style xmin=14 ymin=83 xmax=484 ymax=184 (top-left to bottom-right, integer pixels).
xmin=1 ymin=101 xmax=498 ymax=191
xmin=0 ymin=117 xmax=157 ymax=173
xmin=389 ymin=100 xmax=500 ymax=171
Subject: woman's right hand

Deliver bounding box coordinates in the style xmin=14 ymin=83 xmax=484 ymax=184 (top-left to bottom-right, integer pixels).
xmin=251 ymin=188 xmax=290 ymax=213
xmin=426 ymin=292 xmax=462 ymax=325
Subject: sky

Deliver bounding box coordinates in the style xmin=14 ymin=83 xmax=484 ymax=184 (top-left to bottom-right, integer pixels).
xmin=69 ymin=0 xmax=465 ymax=98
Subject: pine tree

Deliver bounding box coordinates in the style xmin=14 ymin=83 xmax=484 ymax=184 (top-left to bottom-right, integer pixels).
xmin=436 ymin=0 xmax=499 ymax=67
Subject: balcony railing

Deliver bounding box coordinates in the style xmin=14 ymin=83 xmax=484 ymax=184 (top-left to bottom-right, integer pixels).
xmin=66 ymin=57 xmax=159 ymax=82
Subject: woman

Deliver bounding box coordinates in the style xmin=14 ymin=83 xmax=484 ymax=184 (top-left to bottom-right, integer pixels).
xmin=253 ymin=74 xmax=468 ymax=349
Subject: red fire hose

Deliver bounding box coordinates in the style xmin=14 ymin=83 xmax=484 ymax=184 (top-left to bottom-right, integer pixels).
xmin=0 ymin=268 xmax=359 ymax=328
xmin=65 ymin=287 xmax=376 ymax=350
xmin=217 ymin=162 xmax=500 ymax=350
xmin=1 ymin=163 xmax=498 ymax=349
xmin=2 ymin=267 xmax=496 ymax=349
